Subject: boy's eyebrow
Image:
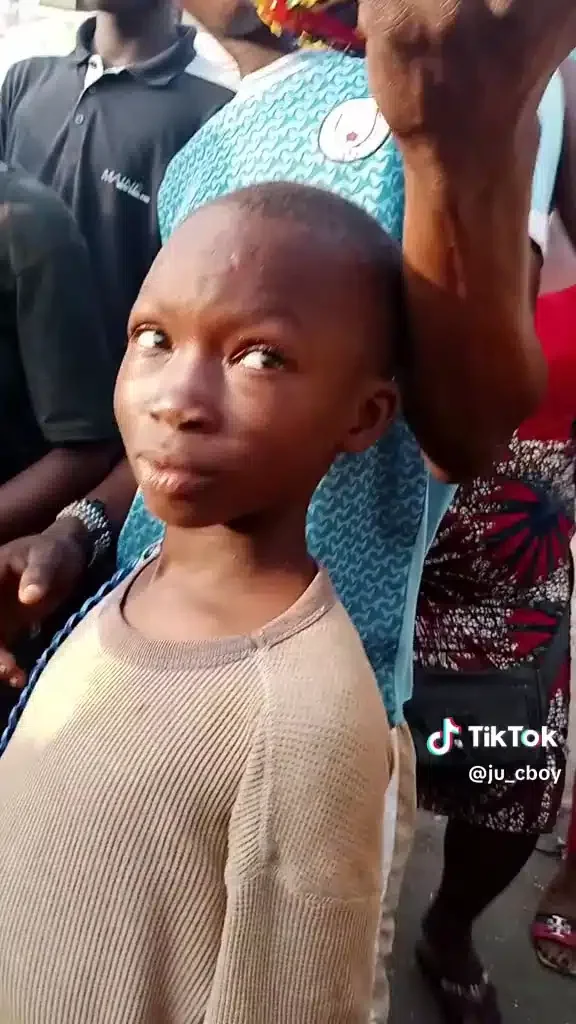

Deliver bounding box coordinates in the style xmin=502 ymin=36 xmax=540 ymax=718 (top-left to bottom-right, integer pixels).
xmin=128 ymin=296 xmax=165 ymax=327
xmin=130 ymin=296 xmax=307 ymax=334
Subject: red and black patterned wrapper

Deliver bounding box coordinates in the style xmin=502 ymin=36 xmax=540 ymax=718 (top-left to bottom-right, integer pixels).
xmin=252 ymin=1 xmax=365 ymax=54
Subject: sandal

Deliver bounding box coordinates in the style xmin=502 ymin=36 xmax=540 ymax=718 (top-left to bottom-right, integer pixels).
xmin=536 ymin=834 xmax=566 ymax=858
xmin=531 ymin=913 xmax=576 ymax=978
xmin=416 ymin=938 xmax=502 ymax=1024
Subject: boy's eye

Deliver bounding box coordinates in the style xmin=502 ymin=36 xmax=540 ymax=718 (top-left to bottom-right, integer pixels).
xmin=234 ymin=345 xmax=285 ymax=371
xmin=132 ymin=327 xmax=169 ymax=351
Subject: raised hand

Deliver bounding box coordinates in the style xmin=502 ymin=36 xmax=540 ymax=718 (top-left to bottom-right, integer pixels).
xmin=358 ymin=0 xmax=576 ymax=159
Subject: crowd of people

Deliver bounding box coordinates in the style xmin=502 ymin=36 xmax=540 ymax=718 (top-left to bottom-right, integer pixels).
xmin=0 ymin=0 xmax=575 ymax=1021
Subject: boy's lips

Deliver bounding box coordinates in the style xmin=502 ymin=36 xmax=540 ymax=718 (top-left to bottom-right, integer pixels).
xmin=136 ymin=455 xmax=216 ymax=498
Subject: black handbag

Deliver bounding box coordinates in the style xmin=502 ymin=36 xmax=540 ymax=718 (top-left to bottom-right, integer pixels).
xmin=404 ymin=609 xmax=570 ymax=769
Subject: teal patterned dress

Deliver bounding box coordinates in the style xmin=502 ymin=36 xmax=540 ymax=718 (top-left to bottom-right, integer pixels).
xmin=117 ymin=49 xmax=455 ymax=726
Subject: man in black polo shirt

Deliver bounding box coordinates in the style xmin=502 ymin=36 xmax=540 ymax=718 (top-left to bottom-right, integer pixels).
xmin=0 ymin=0 xmax=234 ymax=366
xmin=0 ymin=160 xmax=119 ymax=699
xmin=0 ymin=162 xmax=117 ymax=526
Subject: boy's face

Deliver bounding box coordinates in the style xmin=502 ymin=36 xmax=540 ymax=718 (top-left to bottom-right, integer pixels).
xmin=116 ymin=203 xmax=396 ymax=530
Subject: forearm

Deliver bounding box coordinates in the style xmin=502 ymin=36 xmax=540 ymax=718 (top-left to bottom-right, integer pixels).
xmin=0 ymin=443 xmax=119 ymax=545
xmin=49 ymin=456 xmax=137 ymax=563
xmin=399 ymin=144 xmax=546 ymax=481
xmin=84 ymin=457 xmax=137 ymax=537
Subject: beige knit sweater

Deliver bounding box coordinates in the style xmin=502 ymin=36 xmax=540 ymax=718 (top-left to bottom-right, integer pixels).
xmin=0 ymin=568 xmax=391 ymax=1024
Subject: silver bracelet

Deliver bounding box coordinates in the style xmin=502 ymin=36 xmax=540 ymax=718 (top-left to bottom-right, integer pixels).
xmin=56 ymin=498 xmax=113 ymax=567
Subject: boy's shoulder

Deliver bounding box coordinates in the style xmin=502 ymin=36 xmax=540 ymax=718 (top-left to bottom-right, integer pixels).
xmin=261 ymin=573 xmax=388 ymax=735
xmin=257 ymin=578 xmax=392 ymax=829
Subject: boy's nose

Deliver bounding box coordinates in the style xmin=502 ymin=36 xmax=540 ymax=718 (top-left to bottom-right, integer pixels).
xmin=149 ymin=350 xmax=222 ymax=432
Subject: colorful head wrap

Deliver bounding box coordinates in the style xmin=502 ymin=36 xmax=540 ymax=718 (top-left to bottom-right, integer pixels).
xmin=253 ymin=1 xmax=364 ymax=54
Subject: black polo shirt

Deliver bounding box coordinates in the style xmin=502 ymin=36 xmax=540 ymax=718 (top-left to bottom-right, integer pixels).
xmin=0 ymin=163 xmax=117 ymax=487
xmin=0 ymin=19 xmax=234 ymax=365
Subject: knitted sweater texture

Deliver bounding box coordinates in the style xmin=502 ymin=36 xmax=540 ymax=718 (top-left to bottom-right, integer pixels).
xmin=0 ymin=568 xmax=391 ymax=1023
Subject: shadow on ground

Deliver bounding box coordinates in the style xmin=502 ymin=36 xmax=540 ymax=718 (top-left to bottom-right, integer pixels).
xmin=389 ymin=812 xmax=574 ymax=1023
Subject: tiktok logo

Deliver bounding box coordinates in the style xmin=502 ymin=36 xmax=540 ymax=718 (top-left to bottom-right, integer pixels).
xmin=426 ymin=717 xmax=462 ymax=756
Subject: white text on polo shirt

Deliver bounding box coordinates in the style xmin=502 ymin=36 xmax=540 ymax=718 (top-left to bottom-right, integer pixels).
xmin=101 ymin=169 xmax=151 ymax=205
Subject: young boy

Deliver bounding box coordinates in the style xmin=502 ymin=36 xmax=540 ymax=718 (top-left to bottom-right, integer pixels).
xmin=0 ymin=182 xmax=398 ymax=1023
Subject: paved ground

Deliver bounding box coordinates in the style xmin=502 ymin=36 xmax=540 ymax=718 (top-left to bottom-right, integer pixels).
xmin=389 ymin=812 xmax=575 ymax=1024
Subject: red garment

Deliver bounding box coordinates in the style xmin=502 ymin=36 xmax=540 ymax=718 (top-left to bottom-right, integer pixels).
xmin=523 ymin=285 xmax=576 ymax=442
xmin=536 ymin=287 xmax=576 ymax=856
xmin=416 ymin=285 xmax=576 ymax=834
xmin=536 ymin=286 xmax=576 ymax=854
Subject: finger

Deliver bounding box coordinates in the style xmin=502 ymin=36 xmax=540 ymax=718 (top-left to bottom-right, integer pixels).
xmin=0 ymin=651 xmax=25 ymax=689
xmin=0 ymin=550 xmax=28 ymax=585
xmin=18 ymin=546 xmax=59 ymax=606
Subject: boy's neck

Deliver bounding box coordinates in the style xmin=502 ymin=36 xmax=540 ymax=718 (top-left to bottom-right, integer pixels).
xmin=125 ymin=509 xmax=316 ymax=643
xmin=161 ymin=507 xmax=311 ymax=580
xmin=94 ymin=8 xmax=178 ymax=68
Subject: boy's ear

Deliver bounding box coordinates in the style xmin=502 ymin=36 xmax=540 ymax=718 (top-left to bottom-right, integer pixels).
xmin=341 ymin=379 xmax=398 ymax=454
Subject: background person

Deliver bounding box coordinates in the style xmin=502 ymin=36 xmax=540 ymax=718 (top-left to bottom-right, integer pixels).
xmin=0 ymin=161 xmax=119 ymax=719
xmin=413 ymin=54 xmax=576 ymax=1024
xmin=0 ymin=0 xmax=235 ymax=366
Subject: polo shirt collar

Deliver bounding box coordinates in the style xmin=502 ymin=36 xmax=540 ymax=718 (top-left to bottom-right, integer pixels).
xmin=71 ymin=16 xmax=197 ymax=87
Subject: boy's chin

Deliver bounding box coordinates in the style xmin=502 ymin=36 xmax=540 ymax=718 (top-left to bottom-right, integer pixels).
xmin=142 ymin=489 xmax=234 ymax=531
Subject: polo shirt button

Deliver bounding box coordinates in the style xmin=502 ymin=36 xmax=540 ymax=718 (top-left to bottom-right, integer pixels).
xmin=74 ymin=113 xmax=84 ymax=126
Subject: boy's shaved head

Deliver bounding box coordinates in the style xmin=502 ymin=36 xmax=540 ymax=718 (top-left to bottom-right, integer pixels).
xmin=214 ymin=181 xmax=404 ymax=376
